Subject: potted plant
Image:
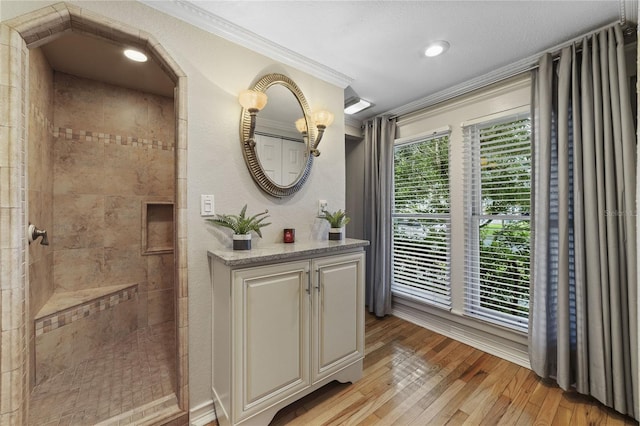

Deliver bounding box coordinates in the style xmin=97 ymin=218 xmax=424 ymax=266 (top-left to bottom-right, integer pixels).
xmin=319 ymin=209 xmax=350 ymax=240
xmin=207 ymin=204 xmax=271 ymax=250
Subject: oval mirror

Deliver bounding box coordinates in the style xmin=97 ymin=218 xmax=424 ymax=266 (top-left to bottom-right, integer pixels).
xmin=240 ymin=74 xmax=317 ymax=198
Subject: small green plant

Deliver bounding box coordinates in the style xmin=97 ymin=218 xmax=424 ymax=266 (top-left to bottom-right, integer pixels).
xmin=207 ymin=204 xmax=271 ymax=237
xmin=319 ymin=209 xmax=351 ymax=228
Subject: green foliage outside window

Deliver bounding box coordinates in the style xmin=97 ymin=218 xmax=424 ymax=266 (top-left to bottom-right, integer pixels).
xmin=475 ymin=118 xmax=531 ymax=320
xmin=393 ymin=136 xmax=450 ymax=305
xmin=392 ymin=117 xmax=532 ymax=324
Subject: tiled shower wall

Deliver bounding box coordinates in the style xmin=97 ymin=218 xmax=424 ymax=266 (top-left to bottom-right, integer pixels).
xmin=51 ymin=71 xmax=176 ymax=329
xmin=27 ymin=47 xmax=54 ymax=389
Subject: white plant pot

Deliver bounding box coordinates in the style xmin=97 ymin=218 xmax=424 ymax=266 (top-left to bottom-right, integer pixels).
xmin=233 ymin=233 xmax=252 ymax=250
xmin=329 ymin=227 xmax=344 ymax=241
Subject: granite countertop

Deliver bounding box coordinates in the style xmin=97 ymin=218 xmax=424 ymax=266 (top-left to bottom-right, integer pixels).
xmin=207 ymin=238 xmax=369 ymax=266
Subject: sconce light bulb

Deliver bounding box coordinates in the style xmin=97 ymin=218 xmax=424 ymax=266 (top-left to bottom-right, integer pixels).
xmin=312 ymin=110 xmax=334 ymax=128
xmin=295 ymin=117 xmax=308 ymax=134
xmin=238 ymin=90 xmax=268 ymax=111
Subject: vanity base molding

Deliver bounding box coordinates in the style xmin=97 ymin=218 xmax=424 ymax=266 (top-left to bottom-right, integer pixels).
xmin=208 ymin=239 xmax=368 ymax=426
xmin=212 ymin=360 xmax=362 ymax=426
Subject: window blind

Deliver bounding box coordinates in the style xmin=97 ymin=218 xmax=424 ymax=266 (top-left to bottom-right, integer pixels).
xmin=463 ymin=114 xmax=531 ymax=331
xmin=392 ymin=133 xmax=451 ymax=309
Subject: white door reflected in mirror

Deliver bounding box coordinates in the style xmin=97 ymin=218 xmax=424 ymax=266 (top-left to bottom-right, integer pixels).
xmin=254 ymin=84 xmax=308 ymax=187
xmin=255 ymin=134 xmax=306 ymax=186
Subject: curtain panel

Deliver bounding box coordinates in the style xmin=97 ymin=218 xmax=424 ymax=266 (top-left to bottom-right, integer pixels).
xmin=363 ymin=116 xmax=397 ymax=317
xmin=529 ymin=24 xmax=638 ymax=419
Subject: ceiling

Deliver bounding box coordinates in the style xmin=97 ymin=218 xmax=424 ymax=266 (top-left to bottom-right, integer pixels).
xmin=39 ymin=1 xmax=630 ymax=121
xmin=164 ymin=0 xmax=626 ymax=122
xmin=41 ymin=32 xmax=175 ymax=97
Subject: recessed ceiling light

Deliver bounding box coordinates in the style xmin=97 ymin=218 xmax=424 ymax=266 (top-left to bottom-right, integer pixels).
xmin=424 ymin=40 xmax=450 ymax=57
xmin=124 ymin=49 xmax=148 ymax=62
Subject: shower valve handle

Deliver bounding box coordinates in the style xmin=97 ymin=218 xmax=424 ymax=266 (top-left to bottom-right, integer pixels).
xmin=28 ymin=224 xmax=49 ymax=246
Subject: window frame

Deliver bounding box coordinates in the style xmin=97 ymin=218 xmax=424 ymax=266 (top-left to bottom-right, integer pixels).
xmin=463 ymin=108 xmax=532 ymax=333
xmin=391 ymin=128 xmax=452 ymax=310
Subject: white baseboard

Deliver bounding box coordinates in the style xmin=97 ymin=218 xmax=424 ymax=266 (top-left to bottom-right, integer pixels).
xmin=392 ymin=302 xmax=531 ymax=369
xmin=190 ymin=399 xmax=217 ymax=426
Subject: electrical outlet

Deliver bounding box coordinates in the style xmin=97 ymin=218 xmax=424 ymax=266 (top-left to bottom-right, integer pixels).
xmin=318 ymin=200 xmax=328 ymax=216
xmin=201 ymin=195 xmax=215 ymax=217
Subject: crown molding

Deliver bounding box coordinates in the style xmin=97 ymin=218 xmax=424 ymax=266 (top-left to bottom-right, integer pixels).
xmin=345 ymin=115 xmax=364 ymax=130
xmin=384 ymin=19 xmax=624 ymax=119
xmin=139 ymin=0 xmax=353 ymax=88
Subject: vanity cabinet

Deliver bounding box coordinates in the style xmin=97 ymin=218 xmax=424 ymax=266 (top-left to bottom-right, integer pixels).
xmin=208 ymin=240 xmax=367 ymax=426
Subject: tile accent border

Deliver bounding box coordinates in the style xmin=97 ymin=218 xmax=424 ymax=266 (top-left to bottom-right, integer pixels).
xmin=30 ymin=104 xmax=54 ymax=135
xmin=35 ymin=285 xmax=138 ymax=337
xmin=34 ymin=99 xmax=176 ymax=153
xmin=54 ymin=127 xmax=175 ymax=151
xmin=1 ymin=3 xmax=189 ymax=424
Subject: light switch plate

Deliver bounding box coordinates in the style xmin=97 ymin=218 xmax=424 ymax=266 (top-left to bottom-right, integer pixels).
xmin=318 ymin=199 xmax=328 ymax=216
xmin=201 ymin=195 xmax=215 ymax=217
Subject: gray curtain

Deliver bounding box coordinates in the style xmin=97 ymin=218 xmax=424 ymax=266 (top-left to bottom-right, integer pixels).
xmin=363 ymin=116 xmax=396 ymax=317
xmin=529 ymin=25 xmax=638 ymax=419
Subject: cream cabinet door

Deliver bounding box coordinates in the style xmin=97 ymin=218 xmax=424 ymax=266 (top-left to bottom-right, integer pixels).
xmin=312 ymin=252 xmax=365 ymax=383
xmin=232 ymin=261 xmax=311 ymax=421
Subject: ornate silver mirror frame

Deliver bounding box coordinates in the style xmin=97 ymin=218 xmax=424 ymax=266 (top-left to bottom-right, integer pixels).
xmin=240 ymin=73 xmax=317 ymax=198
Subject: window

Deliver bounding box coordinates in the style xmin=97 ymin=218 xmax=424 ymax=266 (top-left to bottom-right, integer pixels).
xmin=464 ymin=113 xmax=531 ymax=331
xmin=392 ymin=132 xmax=451 ymax=309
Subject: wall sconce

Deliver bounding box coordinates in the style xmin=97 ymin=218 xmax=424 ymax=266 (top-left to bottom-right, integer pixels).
xmin=309 ymin=110 xmax=334 ymax=157
xmin=295 ymin=117 xmax=308 ymax=139
xmin=238 ymin=89 xmax=268 ymax=147
xmin=240 ymin=88 xmax=333 ymax=157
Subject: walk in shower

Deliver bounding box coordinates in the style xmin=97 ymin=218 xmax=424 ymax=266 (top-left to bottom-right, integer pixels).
xmin=0 ymin=3 xmax=189 ymax=424
xmin=28 ymin=41 xmax=177 ymax=424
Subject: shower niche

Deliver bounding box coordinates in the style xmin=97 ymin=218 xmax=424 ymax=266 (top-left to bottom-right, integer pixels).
xmin=143 ymin=202 xmax=175 ymax=255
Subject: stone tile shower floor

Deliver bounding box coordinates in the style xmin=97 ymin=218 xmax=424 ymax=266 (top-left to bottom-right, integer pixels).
xmin=29 ymin=322 xmax=176 ymax=425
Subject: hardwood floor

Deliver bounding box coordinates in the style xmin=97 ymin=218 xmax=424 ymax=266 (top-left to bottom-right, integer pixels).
xmin=211 ymin=313 xmax=639 ymax=425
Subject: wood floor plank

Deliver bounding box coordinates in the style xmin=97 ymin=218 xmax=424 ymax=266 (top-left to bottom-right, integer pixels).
xmin=386 ymin=345 xmax=481 ymax=425
xmin=458 ymin=352 xmax=501 ymax=383
xmin=533 ymin=386 xmax=563 ymax=425
xmin=501 ymin=366 xmax=531 ymax=399
xmin=515 ymin=401 xmax=543 ymax=425
xmin=359 ymin=413 xmax=382 ymax=425
xmin=444 ymin=409 xmax=469 ymax=425
xmin=527 ymin=379 xmax=551 ymax=408
xmin=282 ymin=390 xmax=366 ymax=426
xmin=373 ymin=344 xmax=476 ymax=425
xmin=330 ymin=355 xmax=437 ymax=426
xmin=572 ymin=395 xmax=609 ymax=425
xmin=551 ymin=405 xmax=573 ymax=425
xmin=608 ymin=410 xmax=637 ymax=425
xmin=495 ymin=368 xmax=539 ymax=425
xmin=424 ymin=352 xmax=495 ymax=425
xmin=408 ymin=379 xmax=467 ymax=425
xmin=458 ymin=359 xmax=519 ymax=417
xmin=220 ymin=313 xmax=639 ymax=426
xmin=479 ymin=394 xmax=511 ymax=426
